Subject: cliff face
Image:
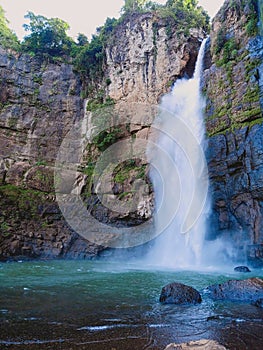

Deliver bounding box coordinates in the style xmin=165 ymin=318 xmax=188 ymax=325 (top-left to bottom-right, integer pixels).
xmin=0 ymin=13 xmax=204 ymax=260
xmin=203 ymin=0 xmax=263 ymax=265
xmin=0 ymin=47 xmax=105 ymax=260
xmin=106 ymin=13 xmax=204 ymax=103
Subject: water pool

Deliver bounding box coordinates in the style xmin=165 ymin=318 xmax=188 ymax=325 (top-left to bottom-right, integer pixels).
xmin=0 ymin=260 xmax=263 ymax=349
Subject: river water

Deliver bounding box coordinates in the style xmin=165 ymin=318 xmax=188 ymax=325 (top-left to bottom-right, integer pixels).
xmin=0 ymin=260 xmax=263 ymax=349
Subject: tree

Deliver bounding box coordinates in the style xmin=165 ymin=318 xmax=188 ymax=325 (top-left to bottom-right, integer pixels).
xmin=183 ymin=0 xmax=197 ymax=10
xmin=77 ymin=33 xmax=88 ymax=46
xmin=122 ymin=0 xmax=148 ymax=13
xmin=22 ymin=12 xmax=72 ymax=56
xmin=166 ymin=0 xmax=197 ymax=9
xmin=0 ymin=5 xmax=19 ymax=50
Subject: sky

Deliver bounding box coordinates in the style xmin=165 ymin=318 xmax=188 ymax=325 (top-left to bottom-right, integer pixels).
xmin=0 ymin=0 xmax=225 ymax=41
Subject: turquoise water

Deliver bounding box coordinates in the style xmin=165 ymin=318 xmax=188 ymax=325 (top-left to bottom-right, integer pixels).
xmin=0 ymin=260 xmax=263 ymax=349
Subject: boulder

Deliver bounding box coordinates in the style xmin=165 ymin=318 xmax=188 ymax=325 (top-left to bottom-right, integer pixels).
xmin=206 ymin=278 xmax=263 ymax=302
xmin=160 ymin=282 xmax=202 ymax=305
xmin=164 ymin=339 xmax=228 ymax=349
xmin=252 ymin=298 xmax=263 ymax=308
xmin=234 ymin=266 xmax=251 ymax=273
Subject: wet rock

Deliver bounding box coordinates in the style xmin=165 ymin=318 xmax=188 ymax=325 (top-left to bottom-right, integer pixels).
xmin=234 ymin=266 xmax=251 ymax=273
xmin=203 ymin=0 xmax=263 ymax=262
xmin=247 ymin=244 xmax=263 ymax=268
xmin=206 ymin=278 xmax=263 ymax=302
xmin=164 ymin=339 xmax=228 ymax=349
xmin=252 ymin=298 xmax=263 ymax=308
xmin=160 ymin=282 xmax=202 ymax=305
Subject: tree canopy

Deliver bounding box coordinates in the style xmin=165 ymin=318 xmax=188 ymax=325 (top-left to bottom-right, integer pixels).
xmin=73 ymin=17 xmax=118 ymax=81
xmin=0 ymin=5 xmax=19 ymax=50
xmin=122 ymin=0 xmax=148 ymax=13
xmin=22 ymin=12 xmax=73 ymax=56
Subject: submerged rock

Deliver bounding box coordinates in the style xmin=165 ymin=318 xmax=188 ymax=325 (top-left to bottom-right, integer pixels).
xmin=164 ymin=339 xmax=228 ymax=349
xmin=159 ymin=282 xmax=202 ymax=305
xmin=206 ymin=278 xmax=263 ymax=302
xmin=234 ymin=266 xmax=251 ymax=273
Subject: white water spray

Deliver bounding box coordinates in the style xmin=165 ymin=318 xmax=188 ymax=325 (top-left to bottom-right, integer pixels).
xmin=146 ymin=39 xmax=210 ymax=268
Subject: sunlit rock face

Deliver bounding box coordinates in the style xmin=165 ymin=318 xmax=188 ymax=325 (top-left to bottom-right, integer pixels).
xmin=106 ymin=13 xmax=204 ymax=104
xmin=0 ymin=12 xmax=204 ymax=260
xmin=203 ymin=0 xmax=263 ymax=265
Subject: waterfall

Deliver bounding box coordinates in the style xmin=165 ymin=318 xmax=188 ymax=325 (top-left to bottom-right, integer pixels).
xmin=146 ymin=39 xmax=210 ymax=269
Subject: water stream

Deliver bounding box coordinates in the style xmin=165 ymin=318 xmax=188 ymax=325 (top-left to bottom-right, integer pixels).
xmin=146 ymin=39 xmax=210 ymax=268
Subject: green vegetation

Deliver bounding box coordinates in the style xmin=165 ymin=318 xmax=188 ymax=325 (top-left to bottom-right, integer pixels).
xmin=122 ymin=0 xmax=148 ymax=13
xmin=0 ymin=5 xmax=20 ymax=50
xmin=22 ymin=12 xmax=73 ymax=57
xmin=35 ymin=160 xmax=48 ymax=166
xmin=114 ymin=159 xmax=147 ymax=184
xmin=214 ymin=33 xmax=240 ymax=77
xmin=0 ymin=184 xmax=56 ymax=239
xmin=242 ymin=85 xmax=260 ymax=104
xmin=213 ymin=0 xmax=258 ymax=69
xmin=0 ymin=1 xmax=210 ymax=95
xmin=0 ymin=221 xmax=11 ymax=237
xmin=93 ymin=127 xmax=121 ymax=152
xmin=73 ymin=17 xmax=118 ymax=83
xmin=156 ymin=0 xmax=210 ymax=36
xmin=245 ymin=0 xmax=259 ymax=36
xmin=0 ymin=184 xmax=47 ymax=218
xmin=214 ymin=26 xmax=226 ymax=56
xmin=86 ymin=96 xmax=115 ymax=112
xmin=73 ymin=0 xmax=209 ymax=92
xmin=33 ymin=74 xmax=43 ymax=84
xmin=246 ymin=16 xmax=258 ymax=36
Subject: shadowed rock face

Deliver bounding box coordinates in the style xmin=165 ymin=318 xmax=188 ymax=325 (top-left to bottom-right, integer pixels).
xmin=203 ymin=0 xmax=263 ymax=265
xmin=205 ymin=277 xmax=263 ymax=302
xmin=160 ymin=282 xmax=202 ymax=305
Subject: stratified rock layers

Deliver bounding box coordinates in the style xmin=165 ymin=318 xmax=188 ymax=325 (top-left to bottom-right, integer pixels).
xmin=203 ymin=0 xmax=263 ymax=265
xmin=0 ymin=14 xmax=203 ymax=260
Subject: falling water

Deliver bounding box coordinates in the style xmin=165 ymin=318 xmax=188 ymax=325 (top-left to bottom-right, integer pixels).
xmin=146 ymin=38 xmax=210 ymax=268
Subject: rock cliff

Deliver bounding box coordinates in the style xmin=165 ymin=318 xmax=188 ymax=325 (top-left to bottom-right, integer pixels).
xmin=203 ymin=0 xmax=263 ymax=265
xmin=3 ymin=1 xmax=261 ymax=264
xmin=105 ymin=12 xmax=204 ymax=103
xmin=0 ymin=12 xmax=204 ymax=260
xmin=0 ymin=47 xmax=104 ymax=260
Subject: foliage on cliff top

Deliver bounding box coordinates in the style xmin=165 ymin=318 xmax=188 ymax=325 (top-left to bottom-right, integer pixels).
xmin=22 ymin=12 xmax=74 ymax=57
xmin=214 ymin=0 xmax=259 ymax=38
xmin=213 ymin=0 xmax=259 ymax=63
xmin=215 ymin=0 xmax=258 ymax=24
xmin=0 ymin=1 xmax=209 ymax=82
xmin=156 ymin=0 xmax=209 ymax=33
xmin=73 ymin=0 xmax=210 ymax=85
xmin=0 ymin=5 xmax=20 ymax=51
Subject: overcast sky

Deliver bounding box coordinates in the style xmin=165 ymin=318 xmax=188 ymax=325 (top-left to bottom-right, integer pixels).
xmin=1 ymin=0 xmax=225 ymax=41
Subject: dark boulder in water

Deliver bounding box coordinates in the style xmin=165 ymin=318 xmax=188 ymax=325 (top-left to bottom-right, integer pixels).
xmin=234 ymin=266 xmax=251 ymax=273
xmin=160 ymin=282 xmax=202 ymax=305
xmin=206 ymin=278 xmax=263 ymax=302
xmin=252 ymin=298 xmax=263 ymax=308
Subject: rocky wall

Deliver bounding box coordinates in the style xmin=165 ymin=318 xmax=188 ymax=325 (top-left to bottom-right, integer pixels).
xmin=203 ymin=0 xmax=263 ymax=265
